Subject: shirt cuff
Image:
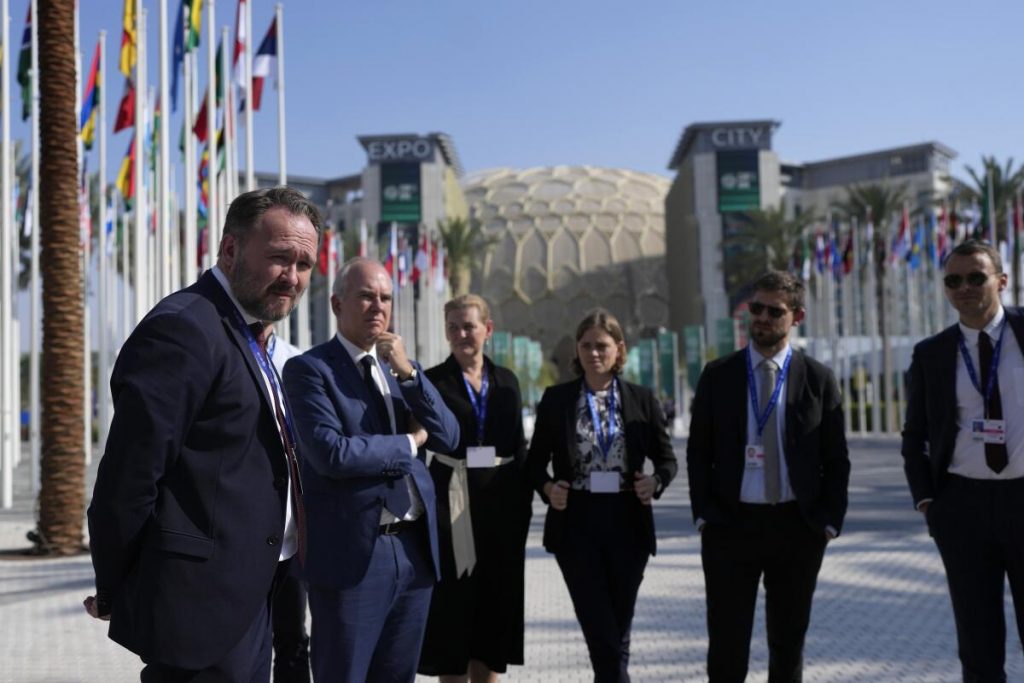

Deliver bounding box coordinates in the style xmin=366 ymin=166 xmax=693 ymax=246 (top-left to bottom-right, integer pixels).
xmin=825 ymin=525 xmax=838 ymax=538
xmin=915 ymin=498 xmax=933 ymax=511
xmin=406 ymin=434 xmax=417 ymax=455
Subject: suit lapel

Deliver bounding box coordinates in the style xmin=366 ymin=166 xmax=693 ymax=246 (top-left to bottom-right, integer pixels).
xmin=198 ymin=271 xmax=277 ymax=419
xmin=327 ymin=338 xmax=392 ymax=434
xmin=784 ymin=348 xmax=806 ymax=445
xmin=619 ymin=380 xmax=645 ymax=471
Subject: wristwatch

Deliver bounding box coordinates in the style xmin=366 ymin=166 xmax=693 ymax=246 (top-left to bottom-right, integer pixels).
xmin=390 ymin=367 xmax=418 ymax=382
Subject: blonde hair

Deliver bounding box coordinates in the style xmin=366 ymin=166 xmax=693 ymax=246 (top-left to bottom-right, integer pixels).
xmin=444 ymin=294 xmax=491 ymax=323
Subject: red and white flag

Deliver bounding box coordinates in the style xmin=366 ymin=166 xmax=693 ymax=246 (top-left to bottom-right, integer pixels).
xmin=251 ymin=17 xmax=277 ymax=111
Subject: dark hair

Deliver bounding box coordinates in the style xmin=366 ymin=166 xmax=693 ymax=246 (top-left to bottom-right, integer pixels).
xmin=751 ymin=270 xmax=805 ymax=312
xmin=571 ymin=308 xmax=627 ymax=376
xmin=947 ymin=239 xmax=1003 ymax=272
xmin=219 ymin=186 xmax=324 ymax=256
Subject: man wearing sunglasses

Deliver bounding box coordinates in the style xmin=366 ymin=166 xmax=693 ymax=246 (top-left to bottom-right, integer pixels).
xmin=902 ymin=239 xmax=1024 ymax=682
xmin=688 ymin=270 xmax=850 ymax=682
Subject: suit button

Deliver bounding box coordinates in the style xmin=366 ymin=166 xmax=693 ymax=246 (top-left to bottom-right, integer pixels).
xmin=273 ymin=476 xmax=287 ymax=490
xmin=266 ymin=535 xmax=279 ymax=547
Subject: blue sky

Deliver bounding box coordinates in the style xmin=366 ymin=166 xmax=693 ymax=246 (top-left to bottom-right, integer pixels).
xmin=59 ymin=0 xmax=1024 ymax=187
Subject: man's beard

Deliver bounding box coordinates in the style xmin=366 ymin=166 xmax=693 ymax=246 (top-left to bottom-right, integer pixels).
xmin=231 ymin=259 xmax=297 ymax=322
xmin=750 ymin=325 xmax=785 ymax=349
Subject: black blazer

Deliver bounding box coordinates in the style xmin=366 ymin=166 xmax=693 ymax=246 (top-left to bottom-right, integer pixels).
xmin=902 ymin=307 xmax=1024 ymax=505
xmin=88 ymin=271 xmax=290 ymax=670
xmin=526 ymin=377 xmax=678 ymax=555
xmin=686 ymin=347 xmax=850 ymax=534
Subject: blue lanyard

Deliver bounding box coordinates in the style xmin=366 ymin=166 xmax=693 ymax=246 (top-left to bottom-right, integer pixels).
xmin=957 ymin=326 xmax=1005 ymax=415
xmin=746 ymin=348 xmax=792 ymax=438
xmin=462 ymin=373 xmax=489 ymax=445
xmin=585 ymin=380 xmax=618 ymax=459
xmin=230 ymin=309 xmax=297 ymax=448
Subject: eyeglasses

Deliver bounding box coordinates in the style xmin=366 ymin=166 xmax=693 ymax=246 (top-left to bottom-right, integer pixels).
xmin=943 ymin=272 xmax=995 ymax=289
xmin=748 ymin=302 xmax=789 ymax=319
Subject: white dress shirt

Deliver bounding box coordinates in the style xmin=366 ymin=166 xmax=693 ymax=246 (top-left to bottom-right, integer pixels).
xmin=740 ymin=344 xmax=797 ymax=504
xmin=950 ymin=306 xmax=1024 ymax=479
xmin=335 ymin=332 xmax=424 ymax=522
xmin=210 ymin=266 xmax=297 ymax=561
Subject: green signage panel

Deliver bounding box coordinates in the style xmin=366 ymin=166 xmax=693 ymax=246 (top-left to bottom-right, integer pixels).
xmin=715 ymin=318 xmax=737 ymax=357
xmin=488 ymin=331 xmax=512 ymax=368
xmin=637 ymin=338 xmax=657 ymax=391
xmin=717 ymin=150 xmax=760 ymax=213
xmin=657 ymin=330 xmax=678 ymax=401
xmin=682 ymin=325 xmax=705 ymax=390
xmin=380 ymin=162 xmax=421 ymax=222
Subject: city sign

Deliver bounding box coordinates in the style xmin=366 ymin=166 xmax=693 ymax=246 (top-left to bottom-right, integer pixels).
xmin=709 ymin=126 xmax=770 ymax=148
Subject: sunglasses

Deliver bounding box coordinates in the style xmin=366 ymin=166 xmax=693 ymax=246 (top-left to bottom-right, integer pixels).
xmin=748 ymin=302 xmax=788 ymax=319
xmin=943 ymin=272 xmax=994 ymax=289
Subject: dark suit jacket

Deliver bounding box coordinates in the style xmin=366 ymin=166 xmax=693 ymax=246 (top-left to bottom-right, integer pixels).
xmin=425 ymin=355 xmax=533 ymax=576
xmin=686 ymin=346 xmax=850 ymax=534
xmin=525 ymin=377 xmax=678 ymax=555
xmin=282 ymin=338 xmax=460 ymax=590
xmin=88 ymin=271 xmax=290 ymax=670
xmin=902 ymin=307 xmax=1024 ymax=506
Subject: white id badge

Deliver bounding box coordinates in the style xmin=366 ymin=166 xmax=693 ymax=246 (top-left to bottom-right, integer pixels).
xmin=971 ymin=419 xmax=1006 ymax=444
xmin=466 ymin=446 xmax=497 ymax=468
xmin=589 ymin=471 xmax=620 ymax=493
xmin=744 ymin=444 xmax=765 ymax=469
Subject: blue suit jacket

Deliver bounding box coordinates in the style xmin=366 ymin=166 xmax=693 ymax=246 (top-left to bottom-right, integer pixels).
xmin=88 ymin=271 xmax=290 ymax=669
xmin=283 ymin=337 xmax=460 ymax=589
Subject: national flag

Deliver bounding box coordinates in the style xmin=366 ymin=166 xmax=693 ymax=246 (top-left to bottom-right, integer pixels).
xmin=841 ymin=231 xmax=854 ymax=275
xmin=192 ymin=86 xmax=209 ymax=142
xmin=215 ymin=37 xmax=225 ymax=106
xmin=397 ymin=235 xmax=410 ymax=288
xmin=116 ymin=135 xmax=136 ymax=208
xmin=105 ymin=199 xmax=116 ymax=255
xmin=908 ymin=219 xmax=924 ymax=270
xmin=814 ymin=232 xmax=825 ymax=274
xmin=937 ymin=202 xmax=950 ymax=264
xmin=232 ymin=0 xmax=247 ymax=87
xmin=890 ymin=204 xmax=910 ymax=265
xmin=120 ymin=0 xmax=137 ymax=77
xmin=114 ymin=78 xmax=136 ymax=132
xmin=149 ymin=96 xmax=161 ymax=173
xmin=318 ymin=228 xmax=333 ymax=276
xmin=384 ymin=224 xmax=398 ymax=276
xmin=251 ymin=17 xmax=277 ymax=111
xmin=80 ymin=42 xmax=101 ymax=150
xmin=171 ymin=0 xmax=185 ymax=111
xmin=412 ymin=232 xmax=428 ymax=283
xmin=16 ymin=3 xmax=31 ymax=122
xmin=186 ymin=0 xmax=203 ymax=52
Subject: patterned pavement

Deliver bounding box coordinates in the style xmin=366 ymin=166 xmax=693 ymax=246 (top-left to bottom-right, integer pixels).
xmin=1 ymin=437 xmax=1022 ymax=682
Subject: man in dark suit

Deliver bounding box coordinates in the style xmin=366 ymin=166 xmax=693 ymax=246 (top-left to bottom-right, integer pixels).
xmin=687 ymin=270 xmax=850 ymax=683
xmin=902 ymin=240 xmax=1024 ymax=682
xmin=84 ymin=186 xmax=322 ymax=681
xmin=283 ymin=257 xmax=459 ymax=683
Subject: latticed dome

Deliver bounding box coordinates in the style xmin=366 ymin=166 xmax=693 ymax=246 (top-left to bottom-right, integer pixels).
xmin=462 ymin=166 xmax=670 ymax=371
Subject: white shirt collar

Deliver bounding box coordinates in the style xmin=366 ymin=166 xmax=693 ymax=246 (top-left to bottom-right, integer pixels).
xmin=749 ymin=342 xmax=791 ymax=370
xmin=335 ymin=331 xmax=379 ymax=366
xmin=958 ymin=306 xmax=1006 ymax=345
xmin=210 ymin=265 xmax=261 ymax=326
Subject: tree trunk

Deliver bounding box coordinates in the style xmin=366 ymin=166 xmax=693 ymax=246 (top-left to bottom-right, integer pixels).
xmin=35 ymin=0 xmax=85 ymax=555
xmin=450 ymin=264 xmax=471 ymax=297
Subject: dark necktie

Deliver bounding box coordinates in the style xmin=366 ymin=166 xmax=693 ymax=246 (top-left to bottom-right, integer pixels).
xmin=979 ymin=331 xmax=1009 ymax=473
xmin=251 ymin=323 xmax=308 ymax=565
xmin=360 ymin=355 xmax=410 ymax=517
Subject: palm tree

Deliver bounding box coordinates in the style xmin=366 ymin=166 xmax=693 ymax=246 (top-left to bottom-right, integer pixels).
xmin=33 ymin=0 xmax=85 ymax=555
xmin=721 ymin=205 xmax=813 ymax=306
xmin=437 ymin=216 xmax=496 ymax=296
xmin=957 ymin=156 xmax=1024 ymax=242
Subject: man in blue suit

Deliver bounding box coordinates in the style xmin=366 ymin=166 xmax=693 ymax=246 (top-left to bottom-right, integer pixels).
xmin=283 ymin=257 xmax=459 ymax=683
xmin=85 ymin=187 xmax=321 ymax=681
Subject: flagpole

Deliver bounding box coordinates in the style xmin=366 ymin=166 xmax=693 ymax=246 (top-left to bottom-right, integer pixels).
xmin=0 ymin=0 xmax=11 ymax=509
xmin=97 ymin=29 xmax=110 ymax=453
xmin=204 ymin=0 xmax=217 ymax=272
xmin=244 ymin=0 xmax=254 ymax=190
xmin=183 ymin=47 xmax=196 ymax=285
xmin=133 ymin=3 xmax=147 ymax=324
xmin=158 ymin=0 xmax=171 ymax=299
xmin=220 ymin=26 xmax=234 ymax=208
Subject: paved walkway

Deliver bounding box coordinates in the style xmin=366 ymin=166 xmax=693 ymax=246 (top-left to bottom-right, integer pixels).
xmin=2 ymin=438 xmax=1022 ymax=682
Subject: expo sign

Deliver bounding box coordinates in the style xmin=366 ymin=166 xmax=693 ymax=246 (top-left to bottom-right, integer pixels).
xmin=366 ymin=138 xmax=434 ymax=163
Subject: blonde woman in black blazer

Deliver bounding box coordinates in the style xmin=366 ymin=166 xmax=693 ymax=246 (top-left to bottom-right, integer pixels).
xmin=526 ymin=309 xmax=677 ymax=683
